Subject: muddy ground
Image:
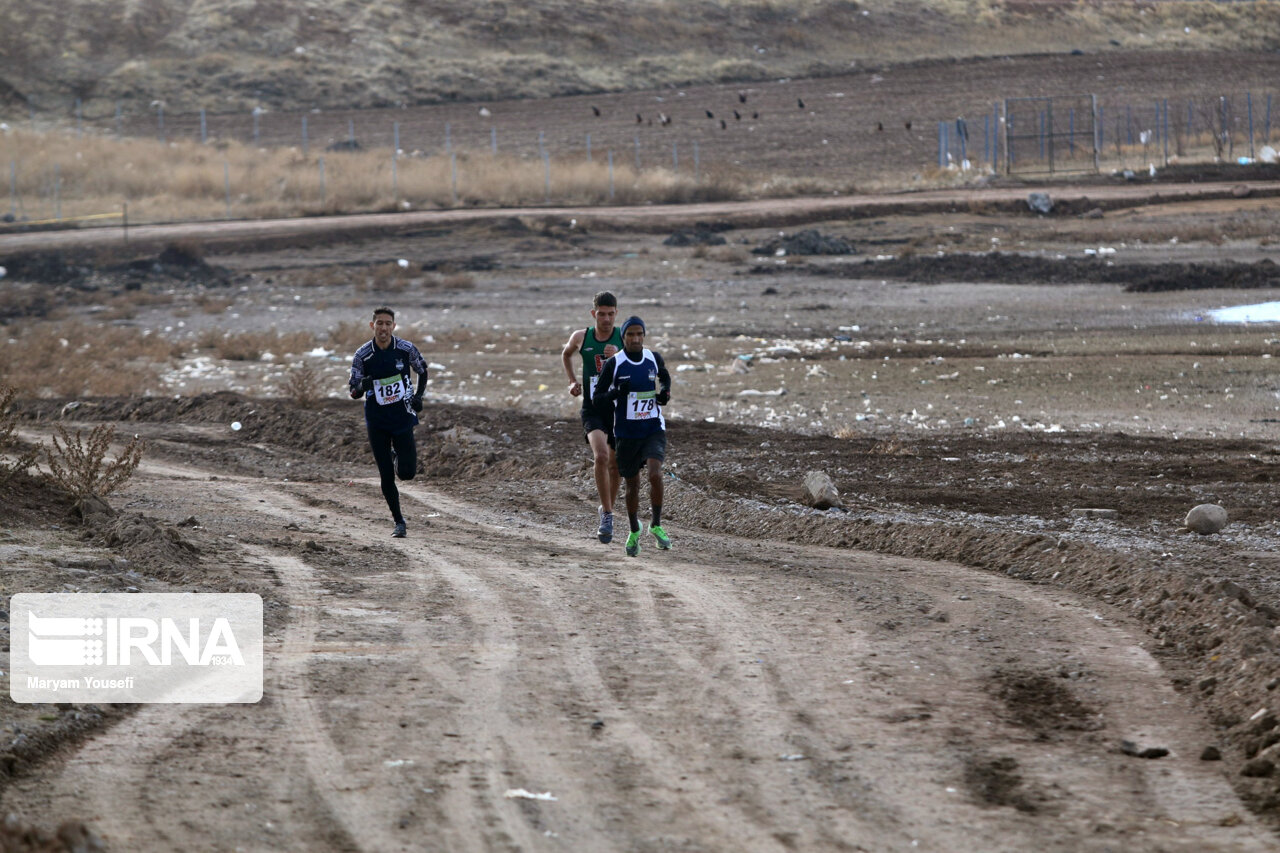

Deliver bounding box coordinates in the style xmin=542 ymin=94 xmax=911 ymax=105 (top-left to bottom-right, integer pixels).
xmin=4 ymin=178 xmax=1280 ymax=847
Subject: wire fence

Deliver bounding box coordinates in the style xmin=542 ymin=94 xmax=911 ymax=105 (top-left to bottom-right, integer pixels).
xmin=3 ymin=88 xmax=1278 ymax=229
xmin=937 ymin=91 xmax=1275 ymax=177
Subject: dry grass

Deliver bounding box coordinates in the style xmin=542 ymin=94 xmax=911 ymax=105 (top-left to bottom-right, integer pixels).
xmin=197 ymin=329 xmax=319 ymax=361
xmin=0 ymin=129 xmax=766 ymax=224
xmin=0 ymin=321 xmax=180 ymax=397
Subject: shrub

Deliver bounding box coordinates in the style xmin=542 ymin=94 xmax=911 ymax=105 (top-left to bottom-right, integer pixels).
xmin=44 ymin=423 xmax=144 ymax=500
xmin=283 ymin=361 xmax=324 ymax=408
xmin=0 ymin=385 xmax=40 ymax=484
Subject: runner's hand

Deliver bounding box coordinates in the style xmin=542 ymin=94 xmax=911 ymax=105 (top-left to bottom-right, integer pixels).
xmin=612 ymin=378 xmax=631 ymax=400
xmin=656 ymin=388 xmax=670 ymax=406
xmin=569 ymin=380 xmax=582 ymax=397
xmin=410 ymin=394 xmax=423 ymax=413
xmin=359 ymin=376 xmax=374 ymax=393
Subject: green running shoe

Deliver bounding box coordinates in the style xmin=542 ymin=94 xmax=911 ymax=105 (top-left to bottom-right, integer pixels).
xmin=624 ymin=529 xmax=641 ymax=557
xmin=650 ymin=525 xmax=671 ymax=550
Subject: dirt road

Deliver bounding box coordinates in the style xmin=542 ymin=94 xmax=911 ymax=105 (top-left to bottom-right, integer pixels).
xmin=1 ymin=445 xmax=1274 ymax=851
xmin=2 ymin=177 xmax=1279 ymax=255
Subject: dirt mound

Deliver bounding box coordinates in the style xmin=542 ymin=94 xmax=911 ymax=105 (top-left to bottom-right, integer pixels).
xmin=664 ymin=225 xmax=728 ymax=247
xmin=753 ymin=229 xmax=855 ymax=256
xmin=819 ymin=252 xmax=1280 ymax=291
xmin=0 ymin=245 xmax=237 ymax=288
xmin=0 ymin=815 xmax=105 ymax=853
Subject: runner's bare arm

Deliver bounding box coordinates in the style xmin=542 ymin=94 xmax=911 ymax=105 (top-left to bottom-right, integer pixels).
xmin=561 ymin=328 xmax=586 ymax=396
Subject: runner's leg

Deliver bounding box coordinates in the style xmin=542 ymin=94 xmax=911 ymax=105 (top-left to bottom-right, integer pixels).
xmin=606 ymin=444 xmax=621 ymax=510
xmin=646 ymin=456 xmax=664 ymax=515
xmin=368 ymin=426 xmax=405 ymax=524
xmin=392 ymin=429 xmax=417 ymax=481
xmin=588 ymin=429 xmax=614 ymax=513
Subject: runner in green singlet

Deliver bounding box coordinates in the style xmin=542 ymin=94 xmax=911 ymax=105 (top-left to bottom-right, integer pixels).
xmin=560 ymin=291 xmax=623 ymax=543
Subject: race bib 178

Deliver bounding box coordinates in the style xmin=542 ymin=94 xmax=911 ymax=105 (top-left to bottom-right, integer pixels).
xmin=626 ymin=390 xmax=657 ymax=420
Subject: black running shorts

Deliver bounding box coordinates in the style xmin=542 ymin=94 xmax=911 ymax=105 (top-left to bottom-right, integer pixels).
xmin=581 ymin=407 xmax=615 ymax=449
xmin=615 ymin=431 xmax=666 ymax=478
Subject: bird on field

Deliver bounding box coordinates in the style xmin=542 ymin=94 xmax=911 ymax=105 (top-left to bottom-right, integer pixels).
xmin=659 ymin=113 xmax=671 ymax=126
xmin=733 ymin=109 xmax=741 ymax=120
xmin=720 ymin=119 xmax=727 ymax=129
xmin=479 ymin=107 xmax=491 ymax=117
xmin=592 ymin=105 xmax=601 ymax=117
xmin=705 ymin=110 xmax=714 ymax=119
xmin=752 ymin=111 xmax=759 ymax=120
xmin=905 ymin=120 xmax=912 ymax=131
xmin=797 ymin=98 xmax=805 ymax=109
xmin=876 ymin=122 xmax=883 ymax=132
xmin=738 ymin=91 xmax=748 ymax=103
xmin=636 ymin=113 xmax=643 ymax=123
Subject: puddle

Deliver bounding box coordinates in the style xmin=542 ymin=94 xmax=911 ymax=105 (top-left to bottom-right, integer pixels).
xmin=1205 ymin=302 xmax=1280 ymax=323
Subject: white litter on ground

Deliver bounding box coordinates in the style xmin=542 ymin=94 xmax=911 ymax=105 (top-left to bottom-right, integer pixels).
xmin=1207 ymin=302 xmax=1280 ymax=324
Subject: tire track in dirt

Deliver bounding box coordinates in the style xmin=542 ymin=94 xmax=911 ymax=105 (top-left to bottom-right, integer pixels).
xmin=396 ymin=486 xmax=1274 ymax=851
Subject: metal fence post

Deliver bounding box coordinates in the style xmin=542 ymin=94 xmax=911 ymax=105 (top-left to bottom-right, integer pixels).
xmin=450 ymin=152 xmax=458 ymax=206
xmin=394 ymin=121 xmax=400 ymax=154
xmin=1092 ymin=95 xmax=1100 ymax=173
xmin=491 ymin=127 xmax=497 ymax=154
xmin=392 ymin=151 xmax=398 ymax=198
xmin=53 ymin=164 xmax=60 ymax=222
xmin=9 ymin=160 xmax=16 ymax=219
xmin=200 ymin=108 xmax=207 ymax=144
xmin=1247 ymin=91 xmax=1255 ymax=160
xmin=672 ymin=141 xmax=678 ymax=171
xmin=302 ymin=115 xmax=308 ymax=154
xmin=318 ymin=158 xmax=326 ymax=206
xmin=635 ymin=135 xmax=641 ymax=170
xmin=693 ymin=139 xmax=699 ymax=183
xmin=586 ymin=132 xmax=592 ymax=162
xmin=348 ymin=119 xmax=355 ymax=145
xmin=1163 ymin=98 xmax=1170 ymax=166
xmin=608 ymin=150 xmax=615 ymax=199
xmin=75 ymin=99 xmax=82 ymax=137
xmin=993 ymin=102 xmax=1001 ymax=173
xmin=543 ymin=151 xmax=550 ymax=203
xmin=445 ymin=122 xmax=452 ymax=155
xmin=224 ymin=161 xmax=231 ymax=218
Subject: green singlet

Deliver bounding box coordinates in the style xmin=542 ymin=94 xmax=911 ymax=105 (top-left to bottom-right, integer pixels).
xmin=579 ymin=325 xmax=624 ymax=401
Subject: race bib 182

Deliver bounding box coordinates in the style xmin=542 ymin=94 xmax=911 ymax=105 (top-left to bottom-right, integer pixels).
xmin=375 ymin=375 xmax=406 ymax=405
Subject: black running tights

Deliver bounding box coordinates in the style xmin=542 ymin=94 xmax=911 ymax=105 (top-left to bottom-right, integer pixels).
xmin=368 ymin=426 xmax=417 ymax=523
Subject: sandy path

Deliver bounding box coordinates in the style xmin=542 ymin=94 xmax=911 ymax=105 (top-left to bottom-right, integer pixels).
xmin=2 ymin=452 xmax=1273 ymax=851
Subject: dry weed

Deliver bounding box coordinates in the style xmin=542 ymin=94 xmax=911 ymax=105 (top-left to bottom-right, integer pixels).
xmin=0 ymin=385 xmax=40 ymax=483
xmin=283 ymin=361 xmax=324 ymax=408
xmin=44 ymin=423 xmax=144 ymax=500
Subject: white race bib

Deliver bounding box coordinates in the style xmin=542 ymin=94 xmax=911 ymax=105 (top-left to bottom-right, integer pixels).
xmin=589 ymin=375 xmax=599 ymax=398
xmin=375 ymin=375 xmax=407 ymax=405
xmin=626 ymin=390 xmax=658 ymax=420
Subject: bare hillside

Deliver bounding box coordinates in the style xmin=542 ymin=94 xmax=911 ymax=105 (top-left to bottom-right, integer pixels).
xmin=2 ymin=0 xmax=1279 ymax=118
